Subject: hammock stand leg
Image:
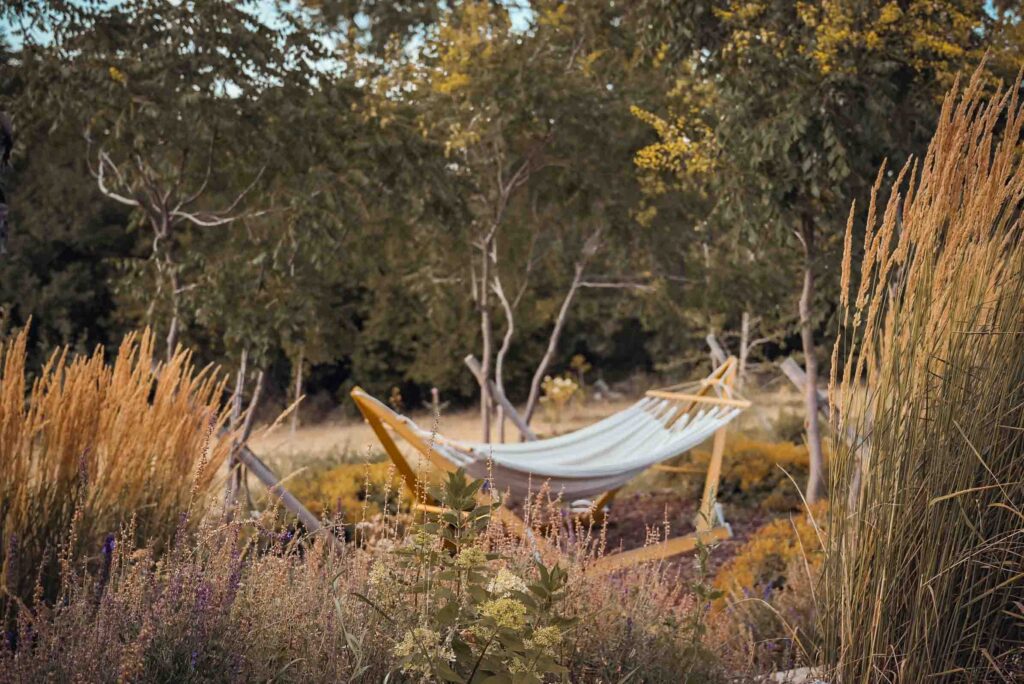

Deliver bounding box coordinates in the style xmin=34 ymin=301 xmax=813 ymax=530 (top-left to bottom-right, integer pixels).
xmin=587 ymin=358 xmax=739 ymax=575
xmin=696 ymin=425 xmax=728 ymax=533
xmin=583 ymin=487 xmax=621 ymax=525
xmin=351 ymin=388 xmax=557 ymax=562
xmin=586 ymin=423 xmax=733 ymax=576
xmin=355 ymin=394 xmax=433 ymax=505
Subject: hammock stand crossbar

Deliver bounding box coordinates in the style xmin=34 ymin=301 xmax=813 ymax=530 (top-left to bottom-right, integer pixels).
xmin=350 ymin=357 xmax=749 ymax=574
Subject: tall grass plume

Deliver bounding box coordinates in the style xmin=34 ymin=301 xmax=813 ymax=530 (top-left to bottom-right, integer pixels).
xmin=825 ymin=65 xmax=1024 ymax=680
xmin=0 ymin=326 xmax=232 ymax=608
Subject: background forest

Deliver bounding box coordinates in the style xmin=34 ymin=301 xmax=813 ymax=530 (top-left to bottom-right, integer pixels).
xmin=1 ymin=0 xmax=1021 ymax=417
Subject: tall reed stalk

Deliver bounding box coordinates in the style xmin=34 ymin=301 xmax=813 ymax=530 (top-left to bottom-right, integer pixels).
xmin=824 ymin=66 xmax=1024 ymax=681
xmin=0 ymin=326 xmax=232 ymax=607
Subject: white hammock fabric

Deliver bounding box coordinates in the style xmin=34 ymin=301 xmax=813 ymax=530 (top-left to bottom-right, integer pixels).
xmin=358 ymin=392 xmax=744 ymax=500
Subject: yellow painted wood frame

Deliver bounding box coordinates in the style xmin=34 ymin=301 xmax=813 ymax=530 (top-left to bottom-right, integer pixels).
xmin=586 ymin=357 xmax=741 ymax=574
xmin=350 ymin=356 xmax=746 ymax=575
xmin=350 ymin=388 xmax=557 ymax=561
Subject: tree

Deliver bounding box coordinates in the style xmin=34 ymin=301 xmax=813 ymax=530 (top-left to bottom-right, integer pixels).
xmin=16 ymin=0 xmax=322 ymax=359
xmin=630 ymin=0 xmax=998 ymax=501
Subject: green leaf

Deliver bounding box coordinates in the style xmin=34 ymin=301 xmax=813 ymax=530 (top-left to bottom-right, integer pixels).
xmin=435 ymin=661 xmax=463 ymax=682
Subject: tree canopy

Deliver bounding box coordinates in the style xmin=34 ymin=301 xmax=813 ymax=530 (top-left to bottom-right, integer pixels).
xmin=1 ymin=0 xmax=1019 ymax=419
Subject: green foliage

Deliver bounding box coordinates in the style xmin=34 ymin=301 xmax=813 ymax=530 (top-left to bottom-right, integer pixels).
xmin=4 ymin=0 xmax=1024 ymax=415
xmin=288 ymin=461 xmax=400 ymax=520
xmin=357 ymin=470 xmax=577 ymax=682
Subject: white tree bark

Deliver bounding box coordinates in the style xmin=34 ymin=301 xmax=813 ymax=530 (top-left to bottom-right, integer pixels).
xmin=290 ymin=348 xmax=303 ymax=437
xmin=706 ymin=333 xmax=728 ymax=366
xmin=797 ymin=218 xmax=825 ymax=503
xmin=478 ymin=237 xmax=494 ymax=442
xmin=522 ymin=229 xmax=603 ymax=427
xmin=523 ymin=264 xmax=585 ymax=426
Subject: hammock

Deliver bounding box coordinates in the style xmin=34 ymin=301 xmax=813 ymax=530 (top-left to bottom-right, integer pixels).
xmin=351 ymin=357 xmax=750 ymax=573
xmin=353 ymin=391 xmax=744 ymax=500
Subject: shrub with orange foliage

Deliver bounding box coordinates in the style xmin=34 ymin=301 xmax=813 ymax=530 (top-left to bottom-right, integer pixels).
xmin=683 ymin=437 xmax=820 ymax=511
xmin=713 ymin=503 xmax=826 ymax=672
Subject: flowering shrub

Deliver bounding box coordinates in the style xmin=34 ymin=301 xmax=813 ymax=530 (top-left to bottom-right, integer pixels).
xmin=569 ymin=353 xmax=592 ymax=386
xmin=712 ymin=504 xmax=827 ymax=671
xmin=287 ymin=461 xmax=402 ymax=519
xmin=358 ymin=470 xmax=576 ymax=681
xmin=539 ymin=374 xmax=581 ymax=431
xmin=1 ymin=467 xmax=735 ymax=682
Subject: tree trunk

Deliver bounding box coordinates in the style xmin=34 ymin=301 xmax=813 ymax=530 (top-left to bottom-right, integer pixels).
xmin=165 ymin=263 xmax=181 ymax=362
xmin=290 ymin=349 xmax=303 ymax=437
xmin=493 ymin=277 xmax=516 ymax=445
xmin=738 ymin=311 xmax=750 ymax=391
xmin=706 ymin=333 xmax=727 ymax=367
xmin=464 ymin=355 xmax=537 ymax=441
xmin=523 ymin=261 xmax=585 ymax=426
xmin=798 ymin=217 xmax=825 ymax=503
xmin=479 ymin=238 xmax=493 ymax=442
xmin=225 ymin=348 xmax=248 ymax=517
xmin=160 ymin=229 xmax=180 ymax=362
xmin=165 ymin=315 xmax=179 ymax=363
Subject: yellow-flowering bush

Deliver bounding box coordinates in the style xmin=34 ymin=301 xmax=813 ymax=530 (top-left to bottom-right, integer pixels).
xmin=714 ymin=503 xmax=826 ymax=599
xmin=684 ymin=437 xmax=821 ymax=511
xmin=539 ymin=374 xmax=581 ymax=431
xmin=288 ymin=461 xmax=402 ymax=520
xmin=713 ymin=504 xmax=827 ymax=671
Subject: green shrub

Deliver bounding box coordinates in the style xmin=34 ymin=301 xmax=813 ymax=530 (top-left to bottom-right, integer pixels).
xmin=359 ymin=470 xmax=575 ymax=682
xmin=288 ymin=461 xmax=402 ymax=520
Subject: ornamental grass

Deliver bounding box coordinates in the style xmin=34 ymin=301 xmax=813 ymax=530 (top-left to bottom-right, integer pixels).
xmin=0 ymin=326 xmax=233 ymax=610
xmin=824 ymin=65 xmax=1024 ymax=681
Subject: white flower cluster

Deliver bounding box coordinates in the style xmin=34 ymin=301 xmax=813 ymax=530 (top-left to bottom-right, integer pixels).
xmin=393 ymin=626 xmax=455 ymax=677
xmin=487 ymin=567 xmax=528 ymax=597
xmin=541 ymin=375 xmax=579 ymax=405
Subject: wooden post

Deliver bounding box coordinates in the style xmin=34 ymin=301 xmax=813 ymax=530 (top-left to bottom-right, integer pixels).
xmin=290 ymin=348 xmax=303 ymax=437
xmin=706 ymin=334 xmax=728 ymax=366
xmin=225 ymin=349 xmax=248 ymax=515
xmin=234 ymin=444 xmax=344 ymax=553
xmin=738 ymin=312 xmax=750 ymax=391
xmin=464 ymin=355 xmax=537 ymax=441
xmin=696 ymin=426 xmax=728 ymax=533
xmin=696 ymin=360 xmax=737 ymax=532
xmin=780 ymin=356 xmax=830 ymax=421
xmin=226 ymin=356 xmax=263 ymax=521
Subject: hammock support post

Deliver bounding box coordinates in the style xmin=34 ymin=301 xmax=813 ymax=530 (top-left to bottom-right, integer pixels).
xmin=351 ymin=357 xmax=747 ymax=574
xmin=350 ymin=389 xmax=558 ymax=561
xmin=587 ymin=357 xmax=739 ymax=574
